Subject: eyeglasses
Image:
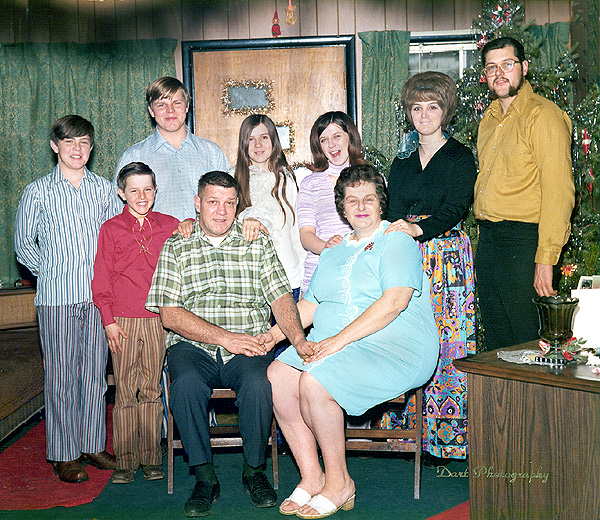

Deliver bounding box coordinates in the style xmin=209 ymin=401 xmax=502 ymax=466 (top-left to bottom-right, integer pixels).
xmin=483 ymin=59 xmax=520 ymax=76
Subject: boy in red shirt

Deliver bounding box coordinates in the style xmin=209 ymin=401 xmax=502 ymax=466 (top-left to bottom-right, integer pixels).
xmin=92 ymin=162 xmax=179 ymax=484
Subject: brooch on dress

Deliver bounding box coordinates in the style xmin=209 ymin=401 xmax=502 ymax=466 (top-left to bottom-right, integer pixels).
xmin=364 ymin=242 xmax=374 ymax=251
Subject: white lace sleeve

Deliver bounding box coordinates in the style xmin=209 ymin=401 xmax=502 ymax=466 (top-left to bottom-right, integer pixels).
xmin=238 ymin=206 xmax=275 ymax=234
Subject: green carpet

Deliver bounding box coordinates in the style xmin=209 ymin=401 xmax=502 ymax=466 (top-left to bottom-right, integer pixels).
xmin=0 ymin=448 xmax=468 ymax=519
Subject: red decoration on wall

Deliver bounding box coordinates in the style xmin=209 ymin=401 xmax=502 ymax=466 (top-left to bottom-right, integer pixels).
xmin=272 ymin=10 xmax=281 ymax=37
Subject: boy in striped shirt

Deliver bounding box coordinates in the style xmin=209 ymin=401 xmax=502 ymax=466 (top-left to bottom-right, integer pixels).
xmin=14 ymin=115 xmax=119 ymax=483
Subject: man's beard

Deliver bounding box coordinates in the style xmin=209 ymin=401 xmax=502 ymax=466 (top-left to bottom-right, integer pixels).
xmin=489 ymin=74 xmax=525 ymax=100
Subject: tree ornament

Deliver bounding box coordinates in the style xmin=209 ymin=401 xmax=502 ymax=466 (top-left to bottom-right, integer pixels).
xmin=271 ymin=10 xmax=281 ymax=37
xmin=582 ymin=129 xmax=591 ymax=157
xmin=285 ymin=0 xmax=297 ymax=25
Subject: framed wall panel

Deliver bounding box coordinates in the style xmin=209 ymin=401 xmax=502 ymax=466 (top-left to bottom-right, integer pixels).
xmin=182 ymin=36 xmax=356 ymax=165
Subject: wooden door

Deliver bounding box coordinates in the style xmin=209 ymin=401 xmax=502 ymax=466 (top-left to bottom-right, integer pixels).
xmin=187 ymin=39 xmax=353 ymax=166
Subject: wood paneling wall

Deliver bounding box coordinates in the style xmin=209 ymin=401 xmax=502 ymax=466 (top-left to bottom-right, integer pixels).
xmin=0 ymin=0 xmax=573 ymax=114
xmin=0 ymin=1 xmax=572 ymax=45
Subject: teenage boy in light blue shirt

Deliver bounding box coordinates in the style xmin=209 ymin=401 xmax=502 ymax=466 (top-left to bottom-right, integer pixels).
xmin=115 ymin=77 xmax=230 ymax=221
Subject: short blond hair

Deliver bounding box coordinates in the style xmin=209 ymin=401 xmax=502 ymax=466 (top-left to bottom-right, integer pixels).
xmin=146 ymin=77 xmax=190 ymax=108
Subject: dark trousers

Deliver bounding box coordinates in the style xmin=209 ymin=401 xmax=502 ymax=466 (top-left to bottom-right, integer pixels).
xmin=167 ymin=341 xmax=275 ymax=467
xmin=474 ymin=220 xmax=541 ymax=350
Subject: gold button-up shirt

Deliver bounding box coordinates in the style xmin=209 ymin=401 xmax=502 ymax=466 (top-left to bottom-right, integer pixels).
xmin=475 ymin=81 xmax=575 ymax=265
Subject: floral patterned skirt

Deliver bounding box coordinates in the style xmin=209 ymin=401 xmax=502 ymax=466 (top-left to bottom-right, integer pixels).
xmin=380 ymin=218 xmax=476 ymax=459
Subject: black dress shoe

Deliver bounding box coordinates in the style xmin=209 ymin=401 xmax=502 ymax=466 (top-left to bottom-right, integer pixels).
xmin=53 ymin=460 xmax=89 ymax=483
xmin=184 ymin=479 xmax=220 ymax=517
xmin=242 ymin=471 xmax=277 ymax=508
xmin=80 ymin=450 xmax=117 ymax=469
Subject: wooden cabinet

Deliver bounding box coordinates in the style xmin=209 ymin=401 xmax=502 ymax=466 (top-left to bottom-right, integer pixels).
xmin=0 ymin=290 xmax=42 ymax=439
xmin=0 ymin=289 xmax=36 ymax=329
xmin=455 ymin=342 xmax=600 ymax=520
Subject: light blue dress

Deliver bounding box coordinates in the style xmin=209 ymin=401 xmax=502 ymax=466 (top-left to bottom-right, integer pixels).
xmin=277 ymin=221 xmax=439 ymax=416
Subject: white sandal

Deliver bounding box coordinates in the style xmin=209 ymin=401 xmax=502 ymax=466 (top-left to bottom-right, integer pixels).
xmin=296 ymin=493 xmax=355 ymax=519
xmin=278 ymin=487 xmax=312 ymax=515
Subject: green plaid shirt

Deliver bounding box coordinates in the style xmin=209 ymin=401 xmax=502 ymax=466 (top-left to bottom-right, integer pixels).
xmin=146 ymin=219 xmax=291 ymax=362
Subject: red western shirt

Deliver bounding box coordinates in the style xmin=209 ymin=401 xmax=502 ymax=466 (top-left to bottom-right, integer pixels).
xmin=92 ymin=206 xmax=179 ymax=326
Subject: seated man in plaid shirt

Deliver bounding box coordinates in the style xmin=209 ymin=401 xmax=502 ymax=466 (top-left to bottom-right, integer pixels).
xmin=146 ymin=171 xmax=309 ymax=518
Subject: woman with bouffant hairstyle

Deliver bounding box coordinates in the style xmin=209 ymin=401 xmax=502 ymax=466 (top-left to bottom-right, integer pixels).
xmin=400 ymin=71 xmax=457 ymax=129
xmin=386 ymin=71 xmax=477 ymax=465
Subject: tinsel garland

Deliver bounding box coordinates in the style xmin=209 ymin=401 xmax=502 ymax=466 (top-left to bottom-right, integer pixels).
xmin=274 ymin=120 xmax=296 ymax=153
xmin=221 ymin=79 xmax=275 ymax=116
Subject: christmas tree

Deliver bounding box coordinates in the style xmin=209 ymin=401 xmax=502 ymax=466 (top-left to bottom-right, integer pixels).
xmin=560 ymin=85 xmax=600 ymax=291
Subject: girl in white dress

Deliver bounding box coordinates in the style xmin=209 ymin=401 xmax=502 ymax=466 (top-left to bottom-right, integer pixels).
xmin=233 ymin=114 xmax=306 ymax=298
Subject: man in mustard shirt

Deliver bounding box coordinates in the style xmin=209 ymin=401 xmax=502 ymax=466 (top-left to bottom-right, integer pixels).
xmin=475 ymin=36 xmax=575 ymax=350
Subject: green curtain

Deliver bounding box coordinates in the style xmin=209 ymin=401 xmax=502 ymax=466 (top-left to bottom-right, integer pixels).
xmin=528 ymin=22 xmax=571 ymax=69
xmin=359 ymin=30 xmax=410 ymax=169
xmin=0 ymin=39 xmax=177 ymax=286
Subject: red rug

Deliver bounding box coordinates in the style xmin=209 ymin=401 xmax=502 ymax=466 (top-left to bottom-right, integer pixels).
xmin=426 ymin=500 xmax=470 ymax=520
xmin=0 ymin=406 xmax=114 ymax=510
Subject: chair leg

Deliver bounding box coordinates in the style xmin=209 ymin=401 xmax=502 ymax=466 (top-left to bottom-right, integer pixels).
xmin=165 ymin=386 xmax=279 ymax=494
xmin=168 ymin=408 xmax=174 ymax=495
xmin=413 ymin=388 xmax=423 ymax=500
xmin=271 ymin=417 xmax=279 ymax=490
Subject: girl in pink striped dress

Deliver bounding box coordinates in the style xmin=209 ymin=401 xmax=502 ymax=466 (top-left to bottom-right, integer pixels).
xmin=297 ymin=112 xmax=369 ymax=295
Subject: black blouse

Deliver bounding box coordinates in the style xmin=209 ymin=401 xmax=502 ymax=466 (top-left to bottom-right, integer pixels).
xmin=387 ymin=137 xmax=477 ymax=242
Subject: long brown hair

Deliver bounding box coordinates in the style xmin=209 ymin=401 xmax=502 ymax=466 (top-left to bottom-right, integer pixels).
xmin=234 ymin=114 xmax=297 ymax=224
xmin=309 ymin=111 xmax=368 ymax=172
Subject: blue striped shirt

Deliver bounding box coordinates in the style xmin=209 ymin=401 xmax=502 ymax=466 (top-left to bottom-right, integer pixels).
xmin=115 ymin=127 xmax=230 ymax=221
xmin=14 ymin=165 xmax=119 ymax=306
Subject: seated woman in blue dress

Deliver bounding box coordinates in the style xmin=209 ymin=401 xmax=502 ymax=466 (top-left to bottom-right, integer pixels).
xmin=264 ymin=164 xmax=439 ymax=519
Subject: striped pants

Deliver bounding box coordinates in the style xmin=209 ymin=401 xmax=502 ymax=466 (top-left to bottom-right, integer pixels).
xmin=111 ymin=317 xmax=166 ymax=470
xmin=37 ymin=303 xmax=108 ymax=461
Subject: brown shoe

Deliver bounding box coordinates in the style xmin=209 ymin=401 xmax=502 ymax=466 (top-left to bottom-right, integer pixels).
xmin=53 ymin=460 xmax=89 ymax=483
xmin=141 ymin=464 xmax=164 ymax=481
xmin=112 ymin=468 xmax=136 ymax=484
xmin=80 ymin=450 xmax=117 ymax=470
